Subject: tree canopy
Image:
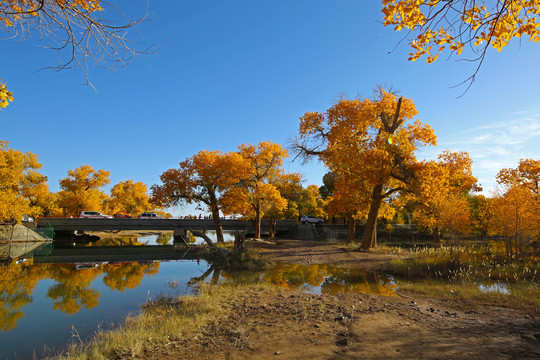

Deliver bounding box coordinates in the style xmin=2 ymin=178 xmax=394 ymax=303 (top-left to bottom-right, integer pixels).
xmin=0 ymin=140 xmax=48 ymax=221
xmin=106 ymin=180 xmax=152 ymax=216
xmin=489 ymin=158 xmax=540 ymax=258
xmin=382 ymin=0 xmax=540 ymax=84
xmin=383 ymin=0 xmax=540 ymax=62
xmin=56 ymin=164 xmax=111 ymax=216
xmin=294 ymin=88 xmax=436 ymax=248
xmin=221 ymin=141 xmax=291 ymax=239
xmin=151 ymin=150 xmax=250 ymax=243
xmin=409 ymin=151 xmax=479 ymax=242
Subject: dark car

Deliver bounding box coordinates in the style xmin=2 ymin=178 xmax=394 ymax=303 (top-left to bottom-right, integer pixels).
xmin=113 ymin=212 xmax=132 ymax=218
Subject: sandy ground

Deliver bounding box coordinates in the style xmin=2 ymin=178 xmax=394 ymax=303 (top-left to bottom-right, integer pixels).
xmin=249 ymin=238 xmax=400 ymax=271
xmin=136 ymin=238 xmax=539 ymax=360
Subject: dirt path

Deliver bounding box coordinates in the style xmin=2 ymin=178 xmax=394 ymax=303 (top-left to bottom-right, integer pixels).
xmin=141 ymin=238 xmax=539 ymax=360
xmin=247 ymin=238 xmax=400 ymax=270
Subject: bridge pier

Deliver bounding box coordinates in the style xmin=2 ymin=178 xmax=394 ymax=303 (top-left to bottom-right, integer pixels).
xmin=173 ymin=228 xmax=188 ymax=248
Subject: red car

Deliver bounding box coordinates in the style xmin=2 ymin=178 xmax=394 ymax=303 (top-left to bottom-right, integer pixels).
xmin=113 ymin=212 xmax=132 ymax=218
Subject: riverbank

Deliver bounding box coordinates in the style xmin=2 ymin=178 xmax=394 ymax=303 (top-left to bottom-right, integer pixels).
xmin=52 ymin=239 xmax=540 ymax=360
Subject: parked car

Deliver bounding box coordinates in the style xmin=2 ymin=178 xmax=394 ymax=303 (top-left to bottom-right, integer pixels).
xmin=113 ymin=212 xmax=132 ymax=218
xmin=139 ymin=212 xmax=164 ymax=219
xmin=300 ymin=215 xmax=324 ymax=224
xmin=79 ymin=211 xmax=113 ymax=219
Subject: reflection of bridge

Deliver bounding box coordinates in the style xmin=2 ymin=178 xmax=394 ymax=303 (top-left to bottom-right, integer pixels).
xmin=33 ymin=245 xmax=206 ymax=264
xmin=37 ymin=218 xmax=298 ymax=239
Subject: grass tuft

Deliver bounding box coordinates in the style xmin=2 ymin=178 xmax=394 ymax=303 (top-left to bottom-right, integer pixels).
xmin=49 ymin=283 xmax=273 ymax=360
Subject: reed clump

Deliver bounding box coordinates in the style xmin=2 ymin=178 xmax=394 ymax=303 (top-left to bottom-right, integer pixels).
xmin=386 ymin=244 xmax=539 ymax=281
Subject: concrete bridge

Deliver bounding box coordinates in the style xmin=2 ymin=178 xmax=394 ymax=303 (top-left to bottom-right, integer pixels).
xmin=36 ymin=218 xmax=298 ymax=240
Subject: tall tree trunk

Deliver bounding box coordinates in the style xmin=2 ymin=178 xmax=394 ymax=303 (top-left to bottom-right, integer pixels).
xmin=211 ymin=206 xmax=224 ymax=243
xmin=208 ymin=193 xmax=224 ymax=243
xmin=432 ymin=227 xmax=442 ymax=247
xmin=361 ymin=184 xmax=384 ymax=250
xmin=254 ymin=198 xmax=261 ymax=239
xmin=269 ymin=217 xmax=277 ymax=239
xmin=347 ymin=215 xmax=356 ymax=244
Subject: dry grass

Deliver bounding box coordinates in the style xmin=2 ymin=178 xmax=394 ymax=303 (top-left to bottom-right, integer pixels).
xmin=385 ymin=245 xmax=539 ymax=281
xmin=397 ymin=278 xmax=540 ymax=315
xmin=380 ymin=243 xmax=540 ymax=314
xmin=50 ymin=283 xmax=271 ymax=360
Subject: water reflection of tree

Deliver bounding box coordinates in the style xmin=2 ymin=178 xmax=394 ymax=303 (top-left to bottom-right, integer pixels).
xmin=0 ymin=261 xmax=42 ymax=331
xmin=89 ymin=237 xmax=145 ymax=246
xmin=262 ymin=264 xmax=329 ymax=289
xmin=156 ymin=233 xmax=172 ymax=245
xmin=218 ymin=264 xmax=397 ymax=296
xmin=46 ymin=266 xmax=101 ymax=315
xmin=320 ymin=269 xmax=397 ymax=296
xmin=188 ymin=266 xmax=221 ymax=287
xmin=102 ymin=262 xmax=160 ymax=291
xmin=0 ymin=261 xmax=163 ymax=331
xmin=217 ymin=264 xmax=329 ymax=289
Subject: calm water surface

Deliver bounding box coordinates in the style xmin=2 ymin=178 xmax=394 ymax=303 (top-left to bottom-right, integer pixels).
xmin=0 ymin=259 xmax=209 ymax=359
xmin=0 ymin=233 xmax=396 ymax=360
xmin=1 ymin=232 xmax=514 ymax=359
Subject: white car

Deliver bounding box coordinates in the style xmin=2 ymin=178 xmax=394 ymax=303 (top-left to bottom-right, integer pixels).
xmin=300 ymin=215 xmax=324 ymax=224
xmin=79 ymin=211 xmax=113 ymax=219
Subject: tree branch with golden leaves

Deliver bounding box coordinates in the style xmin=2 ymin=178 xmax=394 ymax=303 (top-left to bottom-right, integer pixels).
xmin=1 ymin=0 xmax=154 ymax=86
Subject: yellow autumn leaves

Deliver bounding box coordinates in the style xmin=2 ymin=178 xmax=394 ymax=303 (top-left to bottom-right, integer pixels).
xmin=152 ymin=141 xmax=304 ymax=240
xmin=0 ymin=84 xmax=13 ymax=109
xmin=382 ymin=0 xmax=540 ymax=63
xmin=0 ymin=0 xmax=103 ymax=24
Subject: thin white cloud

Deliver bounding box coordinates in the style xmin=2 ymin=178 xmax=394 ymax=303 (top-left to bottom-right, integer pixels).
xmin=419 ymin=111 xmax=540 ymax=194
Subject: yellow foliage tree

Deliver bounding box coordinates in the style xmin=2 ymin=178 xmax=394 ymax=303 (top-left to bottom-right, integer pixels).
xmin=382 ymin=0 xmax=540 ymax=82
xmin=272 ymin=172 xmax=303 ymax=220
xmin=222 ymin=141 xmax=290 ymax=239
xmin=0 ymin=140 xmax=50 ymax=221
xmin=497 ymin=158 xmax=540 ymax=198
xmin=56 ymin=164 xmax=110 ymax=217
xmin=262 ymin=172 xmax=304 ymax=238
xmin=298 ymin=185 xmax=328 ymax=219
xmin=106 ymin=180 xmax=152 ymax=216
xmin=490 ymin=159 xmax=540 ymax=259
xmin=410 ymin=151 xmax=479 ymax=243
xmin=293 ymin=88 xmax=436 ymax=248
xmin=151 ymin=150 xmax=250 ymax=243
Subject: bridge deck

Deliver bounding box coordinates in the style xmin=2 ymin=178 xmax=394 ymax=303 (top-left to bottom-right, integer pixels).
xmin=37 ymin=218 xmax=298 ymax=233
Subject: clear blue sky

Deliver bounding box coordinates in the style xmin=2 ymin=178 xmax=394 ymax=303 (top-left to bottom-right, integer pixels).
xmin=2 ymin=1 xmax=539 ymax=215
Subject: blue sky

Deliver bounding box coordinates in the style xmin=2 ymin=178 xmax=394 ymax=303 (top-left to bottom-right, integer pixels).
xmin=1 ymin=1 xmax=539 ymax=215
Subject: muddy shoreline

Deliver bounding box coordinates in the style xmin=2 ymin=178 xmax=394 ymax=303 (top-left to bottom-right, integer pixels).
xmin=137 ymin=239 xmax=539 ymax=360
